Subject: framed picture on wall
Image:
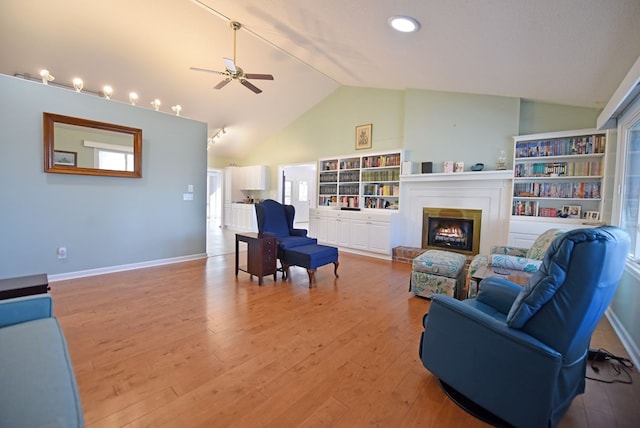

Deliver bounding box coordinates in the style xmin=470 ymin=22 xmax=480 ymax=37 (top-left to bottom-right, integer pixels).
xmin=355 ymin=123 xmax=372 ymax=150
xmin=53 ymin=150 xmax=77 ymax=167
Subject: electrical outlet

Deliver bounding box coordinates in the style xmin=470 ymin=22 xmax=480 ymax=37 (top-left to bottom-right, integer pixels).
xmin=57 ymin=247 xmax=67 ymax=259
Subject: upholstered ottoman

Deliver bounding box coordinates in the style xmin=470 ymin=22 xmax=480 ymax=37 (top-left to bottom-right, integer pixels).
xmin=410 ymin=250 xmax=466 ymax=299
xmin=282 ymin=244 xmax=339 ymax=287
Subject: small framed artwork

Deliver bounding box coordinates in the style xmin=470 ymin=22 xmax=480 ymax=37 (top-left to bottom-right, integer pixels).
xmin=355 ymin=123 xmax=372 ymax=150
xmin=53 ymin=150 xmax=77 ymax=167
xmin=585 ymin=210 xmax=601 ymax=221
xmin=562 ymin=205 xmax=582 ymax=219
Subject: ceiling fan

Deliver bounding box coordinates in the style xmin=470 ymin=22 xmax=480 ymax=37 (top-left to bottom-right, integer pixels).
xmin=190 ymin=21 xmax=274 ymax=94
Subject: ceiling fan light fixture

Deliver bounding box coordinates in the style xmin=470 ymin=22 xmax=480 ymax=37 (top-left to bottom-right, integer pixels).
xmin=388 ymin=15 xmax=420 ymax=33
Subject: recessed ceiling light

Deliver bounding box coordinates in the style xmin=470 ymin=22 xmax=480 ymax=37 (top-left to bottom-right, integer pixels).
xmin=388 ymin=15 xmax=420 ymax=33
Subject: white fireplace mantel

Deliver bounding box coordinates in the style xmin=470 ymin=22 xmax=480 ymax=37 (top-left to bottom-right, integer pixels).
xmin=400 ymin=170 xmax=513 ymax=183
xmin=396 ymin=170 xmax=514 ymax=254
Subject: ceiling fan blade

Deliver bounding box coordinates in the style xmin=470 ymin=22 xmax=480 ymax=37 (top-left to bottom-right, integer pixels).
xmin=223 ymin=57 xmax=237 ymax=73
xmin=214 ymin=79 xmax=232 ymax=89
xmin=240 ymin=79 xmax=262 ymax=94
xmin=190 ymin=66 xmax=225 ymax=75
xmin=244 ymin=73 xmax=274 ymax=80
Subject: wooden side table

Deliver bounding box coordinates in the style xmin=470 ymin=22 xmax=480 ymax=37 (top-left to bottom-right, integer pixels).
xmin=471 ymin=265 xmax=532 ymax=288
xmin=235 ymin=232 xmax=277 ymax=285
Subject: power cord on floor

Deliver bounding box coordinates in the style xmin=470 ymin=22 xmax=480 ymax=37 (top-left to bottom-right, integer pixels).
xmin=585 ymin=347 xmax=634 ymax=384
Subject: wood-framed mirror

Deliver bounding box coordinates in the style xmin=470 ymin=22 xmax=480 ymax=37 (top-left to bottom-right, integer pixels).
xmin=43 ymin=112 xmax=142 ymax=178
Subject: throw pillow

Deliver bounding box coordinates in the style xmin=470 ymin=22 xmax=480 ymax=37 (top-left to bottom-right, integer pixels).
xmin=490 ymin=254 xmax=542 ymax=272
xmin=526 ymin=228 xmax=565 ymax=260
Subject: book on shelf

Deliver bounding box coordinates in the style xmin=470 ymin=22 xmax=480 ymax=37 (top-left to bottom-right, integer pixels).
xmin=513 ymin=181 xmax=601 ymax=199
xmin=539 ymin=207 xmax=558 ymax=217
xmin=362 ymin=153 xmax=401 ymax=168
xmin=513 ymin=200 xmax=539 ymax=216
xmin=514 ymin=160 xmax=602 ymax=178
xmin=364 ymin=197 xmax=397 ymax=209
xmin=515 ymin=135 xmax=605 ymax=158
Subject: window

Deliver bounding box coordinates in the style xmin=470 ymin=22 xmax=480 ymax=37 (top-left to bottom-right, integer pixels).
xmin=298 ymin=180 xmax=308 ymax=202
xmin=284 ymin=181 xmax=292 ymax=205
xmin=616 ymin=96 xmax=640 ymax=262
xmin=83 ymin=140 xmax=134 ymax=172
xmin=98 ymin=149 xmax=134 ymax=171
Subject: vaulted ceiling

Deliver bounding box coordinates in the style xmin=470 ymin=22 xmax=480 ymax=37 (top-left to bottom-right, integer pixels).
xmin=1 ymin=0 xmax=639 ymax=160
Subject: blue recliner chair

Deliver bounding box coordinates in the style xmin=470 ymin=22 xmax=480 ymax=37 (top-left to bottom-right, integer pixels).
xmin=254 ymin=199 xmax=317 ymax=266
xmin=419 ymin=226 xmax=630 ymax=428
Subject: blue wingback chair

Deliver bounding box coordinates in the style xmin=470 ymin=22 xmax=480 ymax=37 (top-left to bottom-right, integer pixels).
xmin=419 ymin=226 xmax=630 ymax=428
xmin=254 ymin=199 xmax=317 ymax=261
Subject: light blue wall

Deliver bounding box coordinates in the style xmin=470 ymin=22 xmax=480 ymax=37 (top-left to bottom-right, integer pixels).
xmin=0 ymin=75 xmax=207 ymax=278
xmin=610 ymin=270 xmax=640 ymax=357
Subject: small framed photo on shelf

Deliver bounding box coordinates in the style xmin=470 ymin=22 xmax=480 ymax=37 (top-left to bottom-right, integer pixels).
xmin=355 ymin=123 xmax=372 ymax=150
xmin=53 ymin=150 xmax=77 ymax=166
xmin=584 ymin=211 xmax=601 ymax=221
xmin=561 ymin=205 xmax=582 ymax=219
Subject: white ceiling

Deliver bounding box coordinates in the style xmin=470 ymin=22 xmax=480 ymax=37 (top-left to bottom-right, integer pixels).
xmin=1 ymin=0 xmax=639 ymax=160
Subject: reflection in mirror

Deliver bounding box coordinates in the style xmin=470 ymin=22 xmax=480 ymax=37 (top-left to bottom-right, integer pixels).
xmin=43 ymin=113 xmax=142 ymax=178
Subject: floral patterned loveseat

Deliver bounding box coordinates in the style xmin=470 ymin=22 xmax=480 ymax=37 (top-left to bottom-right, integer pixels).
xmin=466 ymin=228 xmax=566 ymax=298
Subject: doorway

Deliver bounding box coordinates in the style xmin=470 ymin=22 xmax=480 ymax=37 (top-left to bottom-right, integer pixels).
xmin=206 ymin=168 xmax=228 ymax=256
xmin=279 ymin=163 xmax=316 ymax=227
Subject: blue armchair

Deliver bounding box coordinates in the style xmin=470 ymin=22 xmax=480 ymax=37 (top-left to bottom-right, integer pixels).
xmin=419 ymin=226 xmax=630 ymax=428
xmin=254 ymin=199 xmax=317 ymax=261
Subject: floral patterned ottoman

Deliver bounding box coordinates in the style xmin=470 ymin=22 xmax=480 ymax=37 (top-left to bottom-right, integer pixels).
xmin=410 ymin=250 xmax=467 ymax=299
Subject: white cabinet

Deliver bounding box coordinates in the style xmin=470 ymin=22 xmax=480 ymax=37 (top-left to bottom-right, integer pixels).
xmin=348 ymin=218 xmax=368 ymax=250
xmin=508 ymin=217 xmax=591 ymax=247
xmin=326 ymin=210 xmax=350 ymax=246
xmin=309 ymin=209 xmax=328 ymax=242
xmin=225 ymin=203 xmax=258 ymax=232
xmin=310 ymin=208 xmax=398 ymax=258
xmin=349 ymin=213 xmax=392 ymax=253
xmin=368 ymin=220 xmax=392 ymax=253
xmin=224 ymin=165 xmax=270 ymax=206
xmin=223 ymin=203 xmax=233 ymax=228
xmin=242 ymin=165 xmax=270 ymax=190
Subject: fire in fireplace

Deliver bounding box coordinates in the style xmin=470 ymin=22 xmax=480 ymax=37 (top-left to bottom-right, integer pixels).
xmin=422 ymin=208 xmax=482 ymax=256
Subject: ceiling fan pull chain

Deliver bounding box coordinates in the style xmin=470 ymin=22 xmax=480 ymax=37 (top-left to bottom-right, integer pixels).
xmin=233 ymin=24 xmax=237 ymax=64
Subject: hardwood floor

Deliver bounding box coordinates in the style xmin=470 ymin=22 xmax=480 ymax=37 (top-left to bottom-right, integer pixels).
xmin=50 ymin=252 xmax=639 ymax=427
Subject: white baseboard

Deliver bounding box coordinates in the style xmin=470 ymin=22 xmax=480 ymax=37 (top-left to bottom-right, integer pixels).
xmin=48 ymin=253 xmax=208 ymax=282
xmin=605 ymin=308 xmax=640 ymax=372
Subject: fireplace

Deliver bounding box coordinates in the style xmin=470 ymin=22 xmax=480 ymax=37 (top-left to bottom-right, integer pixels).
xmin=422 ymin=208 xmax=482 ymax=256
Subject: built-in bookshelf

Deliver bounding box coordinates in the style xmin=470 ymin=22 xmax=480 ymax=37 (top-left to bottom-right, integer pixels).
xmin=317 ymin=150 xmax=402 ymax=210
xmin=511 ymin=129 xmax=607 ymax=222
